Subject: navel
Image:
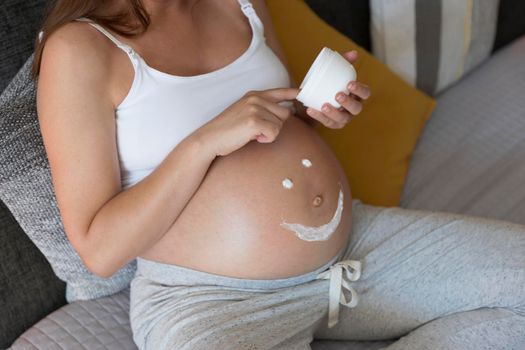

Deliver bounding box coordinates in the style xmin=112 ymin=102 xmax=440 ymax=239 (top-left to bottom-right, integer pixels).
xmin=312 ymin=194 xmax=323 ymax=207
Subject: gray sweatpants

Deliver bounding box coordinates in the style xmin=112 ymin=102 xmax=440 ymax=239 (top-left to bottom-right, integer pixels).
xmin=129 ymin=199 xmax=525 ymax=349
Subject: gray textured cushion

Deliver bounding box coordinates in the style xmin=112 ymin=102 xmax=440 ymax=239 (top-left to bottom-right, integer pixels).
xmin=0 ymin=0 xmax=47 ymax=93
xmin=10 ymin=288 xmax=394 ymax=350
xmin=0 ymin=200 xmax=66 ymax=349
xmin=400 ymin=35 xmax=525 ymax=224
xmin=0 ymin=56 xmax=137 ymax=302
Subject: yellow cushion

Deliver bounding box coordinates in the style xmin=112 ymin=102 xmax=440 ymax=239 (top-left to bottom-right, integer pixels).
xmin=266 ymin=0 xmax=436 ymax=207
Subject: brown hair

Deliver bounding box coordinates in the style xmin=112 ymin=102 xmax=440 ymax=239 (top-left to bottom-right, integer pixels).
xmin=31 ymin=0 xmax=150 ymax=78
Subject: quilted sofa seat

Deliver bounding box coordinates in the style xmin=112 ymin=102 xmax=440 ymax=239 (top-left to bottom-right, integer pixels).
xmin=9 ymin=289 xmax=137 ymax=350
xmin=401 ymin=35 xmax=525 ymax=223
xmin=9 ymin=287 xmax=395 ymax=350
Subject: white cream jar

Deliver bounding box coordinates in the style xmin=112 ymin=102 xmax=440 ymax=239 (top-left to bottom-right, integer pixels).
xmin=296 ymin=47 xmax=357 ymax=111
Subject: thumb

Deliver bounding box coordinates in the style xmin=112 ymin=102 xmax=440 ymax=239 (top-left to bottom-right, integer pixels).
xmin=342 ymin=50 xmax=358 ymax=64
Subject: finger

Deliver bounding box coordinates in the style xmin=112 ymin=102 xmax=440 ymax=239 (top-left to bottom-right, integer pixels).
xmin=255 ymin=87 xmax=300 ymax=103
xmin=342 ymin=50 xmax=358 ymax=64
xmin=253 ymin=106 xmax=285 ymax=129
xmin=321 ymin=103 xmax=354 ymax=123
xmin=248 ymin=95 xmax=293 ymax=122
xmin=251 ymin=110 xmax=283 ymax=143
xmin=335 ymin=92 xmax=363 ymax=115
xmin=347 ymin=81 xmax=371 ymax=100
xmin=306 ymin=107 xmax=347 ymax=129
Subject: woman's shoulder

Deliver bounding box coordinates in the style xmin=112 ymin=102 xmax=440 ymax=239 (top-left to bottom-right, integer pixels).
xmin=38 ymin=21 xmax=119 ymax=113
xmin=46 ymin=20 xmax=109 ymax=52
xmin=41 ymin=20 xmax=116 ymax=79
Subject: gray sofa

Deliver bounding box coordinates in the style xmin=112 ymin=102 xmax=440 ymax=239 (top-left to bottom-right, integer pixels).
xmin=1 ymin=1 xmax=524 ymax=349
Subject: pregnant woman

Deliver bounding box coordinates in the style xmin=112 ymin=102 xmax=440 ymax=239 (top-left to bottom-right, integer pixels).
xmin=35 ymin=0 xmax=525 ymax=349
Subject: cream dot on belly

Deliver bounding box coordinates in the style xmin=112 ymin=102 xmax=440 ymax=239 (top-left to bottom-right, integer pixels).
xmin=301 ymin=158 xmax=312 ymax=168
xmin=282 ymin=178 xmax=294 ymax=189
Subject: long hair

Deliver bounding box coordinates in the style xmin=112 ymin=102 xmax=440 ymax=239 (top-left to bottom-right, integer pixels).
xmin=31 ymin=0 xmax=150 ymax=78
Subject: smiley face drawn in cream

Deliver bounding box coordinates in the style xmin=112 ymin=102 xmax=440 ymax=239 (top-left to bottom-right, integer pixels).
xmin=280 ymin=182 xmax=344 ymax=242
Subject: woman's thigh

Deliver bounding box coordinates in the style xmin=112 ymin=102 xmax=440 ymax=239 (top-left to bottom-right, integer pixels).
xmin=130 ymin=248 xmax=344 ymax=350
xmin=314 ymin=200 xmax=525 ymax=341
xmin=130 ymin=277 xmax=332 ymax=350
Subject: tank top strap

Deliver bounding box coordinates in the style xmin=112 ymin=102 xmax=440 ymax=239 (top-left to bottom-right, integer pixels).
xmin=74 ymin=17 xmax=136 ymax=57
xmin=237 ymin=0 xmax=254 ymax=13
xmin=235 ymin=0 xmax=265 ymax=36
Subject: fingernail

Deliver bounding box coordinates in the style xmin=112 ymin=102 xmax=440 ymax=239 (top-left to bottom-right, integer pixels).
xmin=348 ymin=82 xmax=356 ymax=90
xmin=336 ymin=93 xmax=346 ymax=102
xmin=322 ymin=104 xmax=330 ymax=113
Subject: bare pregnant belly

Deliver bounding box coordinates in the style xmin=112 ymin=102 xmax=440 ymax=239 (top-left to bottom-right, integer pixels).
xmin=139 ymin=115 xmax=353 ymax=279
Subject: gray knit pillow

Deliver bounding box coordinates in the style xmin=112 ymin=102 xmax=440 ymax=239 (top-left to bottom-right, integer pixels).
xmin=0 ymin=55 xmax=136 ymax=302
xmin=371 ymin=0 xmax=500 ymax=96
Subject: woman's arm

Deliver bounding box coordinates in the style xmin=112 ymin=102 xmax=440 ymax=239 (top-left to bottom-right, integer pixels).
xmin=38 ymin=23 xmax=216 ymax=278
xmin=251 ymin=0 xmax=319 ymax=128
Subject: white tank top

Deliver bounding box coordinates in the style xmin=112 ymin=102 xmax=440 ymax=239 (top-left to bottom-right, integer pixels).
xmin=75 ymin=0 xmax=292 ymax=190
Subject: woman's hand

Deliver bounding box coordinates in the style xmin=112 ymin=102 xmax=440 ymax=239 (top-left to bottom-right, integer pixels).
xmin=305 ymin=50 xmax=371 ymax=129
xmin=194 ymin=88 xmax=299 ymax=157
